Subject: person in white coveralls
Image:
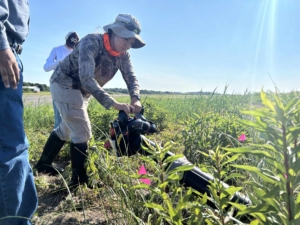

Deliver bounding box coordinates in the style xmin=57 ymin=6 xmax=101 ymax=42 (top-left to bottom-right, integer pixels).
xmin=43 ymin=31 xmax=80 ymax=128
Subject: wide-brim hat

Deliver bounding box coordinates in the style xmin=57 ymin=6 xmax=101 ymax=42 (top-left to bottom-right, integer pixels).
xmin=103 ymin=14 xmax=145 ymax=49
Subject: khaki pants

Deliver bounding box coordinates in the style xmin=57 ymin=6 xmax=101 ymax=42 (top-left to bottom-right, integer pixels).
xmin=50 ymin=82 xmax=91 ymax=143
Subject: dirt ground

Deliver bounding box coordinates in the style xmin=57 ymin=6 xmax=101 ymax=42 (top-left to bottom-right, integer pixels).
xmin=32 ymin=174 xmax=115 ymax=225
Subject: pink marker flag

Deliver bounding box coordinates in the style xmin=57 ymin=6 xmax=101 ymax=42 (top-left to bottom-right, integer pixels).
xmin=138 ymin=165 xmax=151 ymax=185
xmin=238 ymin=134 xmax=246 ymax=142
xmin=104 ymin=141 xmax=111 ymax=149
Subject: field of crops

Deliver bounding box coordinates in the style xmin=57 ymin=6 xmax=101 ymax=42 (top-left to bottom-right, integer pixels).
xmin=24 ymin=90 xmax=300 ymax=225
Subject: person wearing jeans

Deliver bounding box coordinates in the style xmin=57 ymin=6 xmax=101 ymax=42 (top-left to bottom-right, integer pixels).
xmin=0 ymin=1 xmax=38 ymax=224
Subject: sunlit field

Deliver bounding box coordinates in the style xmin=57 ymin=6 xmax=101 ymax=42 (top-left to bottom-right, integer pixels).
xmin=24 ymin=89 xmax=300 ymax=225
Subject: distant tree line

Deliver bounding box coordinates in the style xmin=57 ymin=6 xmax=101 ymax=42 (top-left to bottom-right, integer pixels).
xmin=23 ymin=82 xmax=50 ymax=92
xmin=23 ymin=82 xmax=214 ymax=95
xmin=106 ymin=88 xmax=215 ymax=95
xmin=106 ymin=88 xmax=183 ymax=95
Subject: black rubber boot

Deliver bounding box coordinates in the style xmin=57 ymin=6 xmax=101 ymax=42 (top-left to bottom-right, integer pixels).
xmin=69 ymin=142 xmax=89 ymax=187
xmin=34 ymin=131 xmax=66 ymax=175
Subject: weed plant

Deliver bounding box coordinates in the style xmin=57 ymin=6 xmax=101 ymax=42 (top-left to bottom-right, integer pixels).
xmin=20 ymin=90 xmax=300 ymax=224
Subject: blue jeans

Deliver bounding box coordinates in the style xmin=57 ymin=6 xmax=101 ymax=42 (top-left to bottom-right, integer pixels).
xmin=53 ymin=100 xmax=62 ymax=128
xmin=0 ymin=50 xmax=38 ymax=225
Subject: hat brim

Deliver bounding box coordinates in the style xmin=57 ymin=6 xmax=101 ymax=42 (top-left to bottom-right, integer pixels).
xmin=103 ymin=24 xmax=145 ymax=49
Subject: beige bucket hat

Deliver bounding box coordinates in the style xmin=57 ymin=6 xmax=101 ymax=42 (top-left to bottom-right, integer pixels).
xmin=103 ymin=14 xmax=145 ymax=49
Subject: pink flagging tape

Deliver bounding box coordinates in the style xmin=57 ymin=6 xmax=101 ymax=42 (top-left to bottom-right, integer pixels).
xmin=138 ymin=165 xmax=151 ymax=185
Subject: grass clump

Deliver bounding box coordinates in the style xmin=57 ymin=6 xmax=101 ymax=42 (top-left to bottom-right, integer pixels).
xmin=23 ymin=90 xmax=300 ymax=224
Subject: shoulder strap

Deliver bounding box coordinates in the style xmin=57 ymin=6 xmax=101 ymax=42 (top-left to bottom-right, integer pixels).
xmin=95 ymin=35 xmax=104 ymax=67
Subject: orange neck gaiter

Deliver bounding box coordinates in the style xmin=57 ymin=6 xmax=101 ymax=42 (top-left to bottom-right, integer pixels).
xmin=103 ymin=33 xmax=122 ymax=57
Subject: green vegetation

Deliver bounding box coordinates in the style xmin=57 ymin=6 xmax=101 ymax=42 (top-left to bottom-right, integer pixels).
xmin=24 ymin=89 xmax=300 ymax=224
xmin=106 ymin=87 xmax=218 ymax=95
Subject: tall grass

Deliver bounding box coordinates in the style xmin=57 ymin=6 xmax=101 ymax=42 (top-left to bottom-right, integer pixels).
xmin=23 ymin=90 xmax=300 ymax=224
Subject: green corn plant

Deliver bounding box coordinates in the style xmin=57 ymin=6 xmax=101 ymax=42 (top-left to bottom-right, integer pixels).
xmin=223 ymin=90 xmax=300 ymax=224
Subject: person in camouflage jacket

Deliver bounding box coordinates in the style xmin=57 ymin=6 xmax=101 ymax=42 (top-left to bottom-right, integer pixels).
xmin=35 ymin=14 xmax=145 ymax=187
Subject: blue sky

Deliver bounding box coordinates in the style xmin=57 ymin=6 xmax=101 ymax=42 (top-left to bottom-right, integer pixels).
xmin=22 ymin=0 xmax=300 ymax=94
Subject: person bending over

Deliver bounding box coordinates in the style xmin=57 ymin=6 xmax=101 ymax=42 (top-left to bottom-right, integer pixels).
xmin=43 ymin=31 xmax=80 ymax=128
xmin=35 ymin=14 xmax=144 ymax=187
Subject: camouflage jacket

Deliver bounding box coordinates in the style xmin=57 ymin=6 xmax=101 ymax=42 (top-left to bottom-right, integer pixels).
xmin=50 ymin=33 xmax=140 ymax=109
